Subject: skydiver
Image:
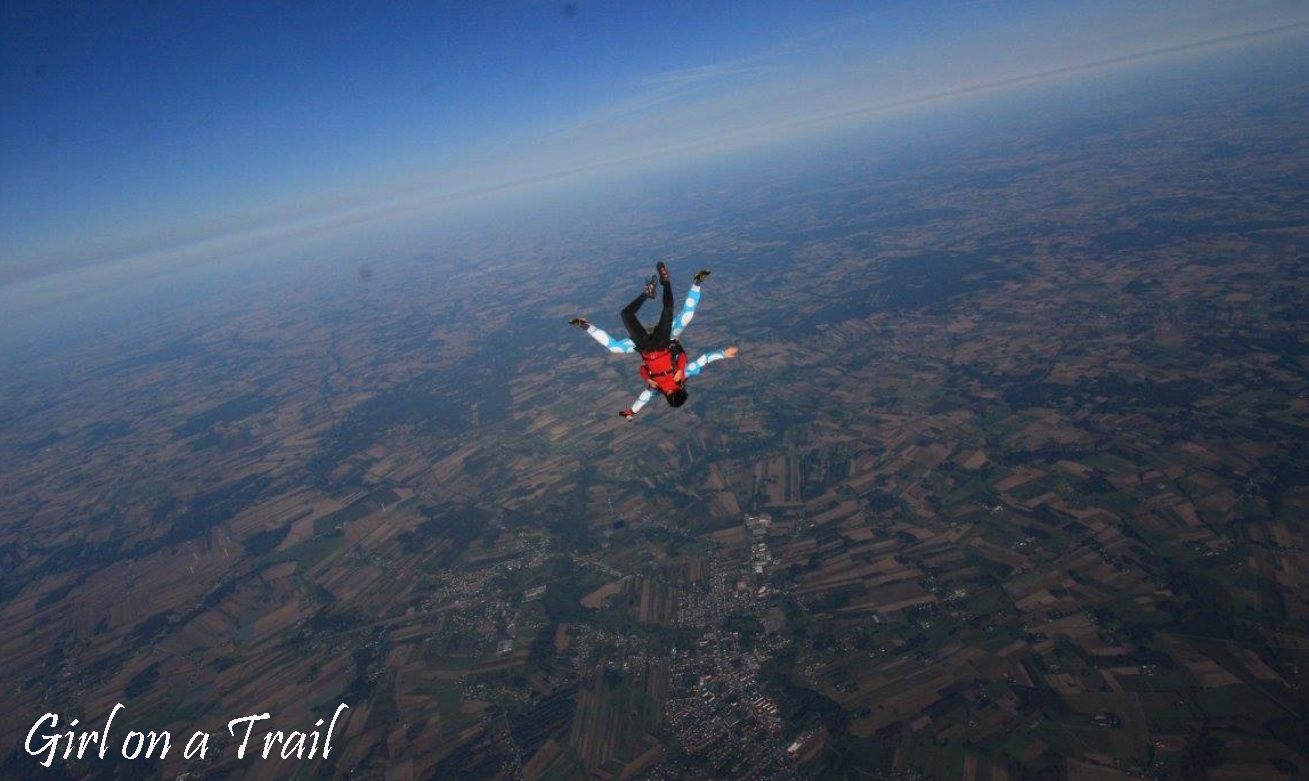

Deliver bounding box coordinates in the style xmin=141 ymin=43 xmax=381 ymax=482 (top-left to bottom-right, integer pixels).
xmin=569 ymin=262 xmax=738 ymax=419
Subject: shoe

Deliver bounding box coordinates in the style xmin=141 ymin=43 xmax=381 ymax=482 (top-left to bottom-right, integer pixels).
xmin=643 ymin=275 xmax=658 ymax=299
xmin=656 ymin=261 xmax=671 ymax=285
xmin=569 ymin=317 xmax=590 ymax=329
xmin=693 ymin=268 xmax=711 ymax=285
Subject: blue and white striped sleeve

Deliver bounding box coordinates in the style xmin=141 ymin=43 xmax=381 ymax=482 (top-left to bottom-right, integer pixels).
xmin=585 ymin=324 xmax=635 ymax=354
xmin=684 ymin=349 xmax=727 ymax=378
xmin=670 ymin=283 xmax=702 ymax=339
xmin=628 ymin=388 xmax=655 ymax=416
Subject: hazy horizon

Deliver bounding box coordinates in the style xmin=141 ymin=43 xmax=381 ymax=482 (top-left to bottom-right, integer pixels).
xmin=3 ymin=1 xmax=1306 ymax=302
xmin=1 ymin=26 xmax=1307 ymax=368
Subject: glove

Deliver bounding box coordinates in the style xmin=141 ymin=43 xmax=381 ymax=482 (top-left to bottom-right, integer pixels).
xmin=619 ymin=410 xmax=635 ymax=420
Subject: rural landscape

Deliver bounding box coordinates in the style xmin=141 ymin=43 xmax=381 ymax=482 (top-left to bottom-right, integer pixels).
xmin=2 ymin=41 xmax=1308 ymax=781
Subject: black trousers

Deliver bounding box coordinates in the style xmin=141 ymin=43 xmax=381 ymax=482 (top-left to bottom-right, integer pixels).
xmin=620 ymin=281 xmax=674 ymax=353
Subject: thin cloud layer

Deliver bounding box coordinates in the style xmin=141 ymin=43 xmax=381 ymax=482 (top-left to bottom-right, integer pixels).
xmin=3 ymin=0 xmax=1306 ymax=296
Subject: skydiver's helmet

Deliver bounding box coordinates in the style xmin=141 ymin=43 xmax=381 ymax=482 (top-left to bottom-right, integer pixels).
xmin=666 ymin=388 xmax=688 ymax=407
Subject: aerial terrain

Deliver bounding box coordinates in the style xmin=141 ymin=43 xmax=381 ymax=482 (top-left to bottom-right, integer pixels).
xmin=2 ymin=36 xmax=1309 ymax=781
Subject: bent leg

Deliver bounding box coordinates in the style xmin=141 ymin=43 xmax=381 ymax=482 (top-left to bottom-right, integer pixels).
xmin=651 ymin=279 xmax=675 ymax=345
xmin=620 ymin=292 xmax=651 ymax=348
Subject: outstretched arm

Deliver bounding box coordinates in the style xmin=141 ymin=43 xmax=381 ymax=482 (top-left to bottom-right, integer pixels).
xmin=620 ymin=388 xmax=656 ymax=420
xmin=582 ymin=323 xmax=635 ymax=354
xmin=685 ymin=346 xmax=738 ymax=378
xmin=670 ymin=280 xmax=704 ymax=340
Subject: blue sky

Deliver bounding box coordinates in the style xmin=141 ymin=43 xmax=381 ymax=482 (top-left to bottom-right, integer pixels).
xmin=2 ymin=0 xmax=1307 ymax=290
